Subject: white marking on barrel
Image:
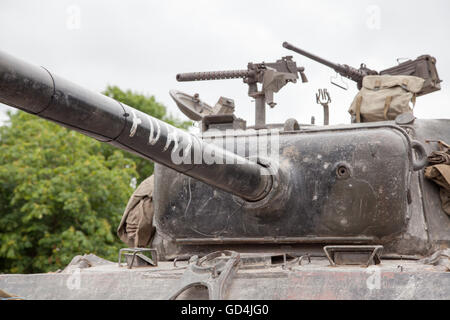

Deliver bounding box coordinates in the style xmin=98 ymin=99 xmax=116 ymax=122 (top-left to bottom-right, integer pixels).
xmin=129 ymin=110 xmax=142 ymax=137
xmin=147 ymin=115 xmax=161 ymax=145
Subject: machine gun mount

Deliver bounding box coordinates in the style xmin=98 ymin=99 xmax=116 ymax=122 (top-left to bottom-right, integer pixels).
xmin=176 ymin=56 xmax=308 ymax=128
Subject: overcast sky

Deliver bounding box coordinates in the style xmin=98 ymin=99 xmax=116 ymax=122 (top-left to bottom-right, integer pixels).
xmin=1 ymin=0 xmax=449 ymax=126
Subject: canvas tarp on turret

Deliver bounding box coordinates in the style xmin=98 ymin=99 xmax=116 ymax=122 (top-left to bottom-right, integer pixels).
xmin=425 ymin=141 xmax=450 ymax=216
xmin=349 ymin=75 xmax=425 ymax=122
xmin=117 ymin=175 xmax=155 ymax=247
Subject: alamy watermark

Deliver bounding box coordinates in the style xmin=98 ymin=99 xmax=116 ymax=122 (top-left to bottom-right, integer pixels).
xmin=168 ymin=128 xmax=280 ymax=176
xmin=128 ymin=111 xmax=281 ymax=176
xmin=366 ymin=5 xmax=381 ymax=30
xmin=66 ymin=5 xmax=81 ymax=30
xmin=365 ymin=265 xmax=381 ymax=290
xmin=66 ymin=267 xmax=81 ymax=290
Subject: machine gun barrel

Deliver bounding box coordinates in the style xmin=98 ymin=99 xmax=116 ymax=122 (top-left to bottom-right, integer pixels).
xmin=283 ymin=41 xmax=377 ymax=88
xmin=0 ymin=50 xmax=272 ymax=202
xmin=283 ymin=42 xmax=340 ymax=71
xmin=176 ymin=69 xmax=250 ymax=82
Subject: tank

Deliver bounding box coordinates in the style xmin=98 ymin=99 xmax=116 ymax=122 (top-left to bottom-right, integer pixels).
xmin=0 ymin=45 xmax=449 ymax=300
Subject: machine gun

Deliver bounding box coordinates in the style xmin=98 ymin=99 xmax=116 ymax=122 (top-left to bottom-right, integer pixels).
xmin=176 ymin=56 xmax=308 ymax=128
xmin=283 ymin=41 xmax=441 ymax=96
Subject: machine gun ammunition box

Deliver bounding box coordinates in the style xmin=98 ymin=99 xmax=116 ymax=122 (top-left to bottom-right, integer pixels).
xmin=380 ymin=55 xmax=441 ymax=96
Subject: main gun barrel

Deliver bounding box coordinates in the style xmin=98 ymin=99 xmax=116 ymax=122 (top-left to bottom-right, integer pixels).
xmin=0 ymin=50 xmax=272 ymax=202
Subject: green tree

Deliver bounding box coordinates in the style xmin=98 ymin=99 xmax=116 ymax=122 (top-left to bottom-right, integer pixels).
xmin=103 ymin=85 xmax=191 ymax=184
xmin=0 ymin=111 xmax=136 ymax=273
xmin=0 ymin=86 xmax=191 ymax=273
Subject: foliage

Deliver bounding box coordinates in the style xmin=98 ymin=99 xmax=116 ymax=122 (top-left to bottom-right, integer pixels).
xmin=0 ymin=111 xmax=136 ymax=273
xmin=0 ymin=86 xmax=191 ymax=273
